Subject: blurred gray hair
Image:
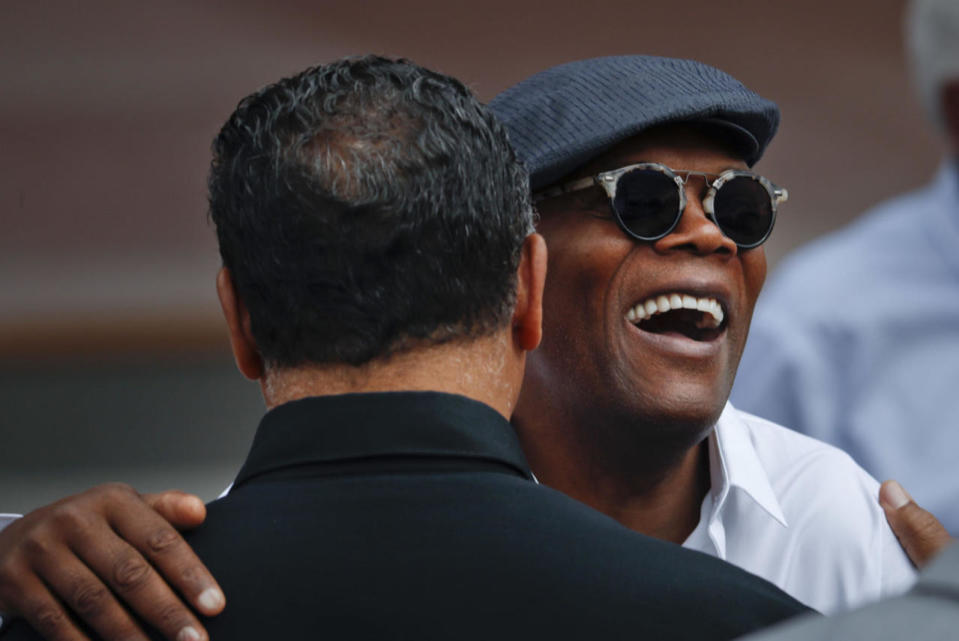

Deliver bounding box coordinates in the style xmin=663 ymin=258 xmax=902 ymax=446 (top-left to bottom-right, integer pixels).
xmin=906 ymin=0 xmax=959 ymax=128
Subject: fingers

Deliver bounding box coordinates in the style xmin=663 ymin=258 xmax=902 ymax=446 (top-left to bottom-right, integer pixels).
xmin=105 ymin=494 xmax=225 ymax=618
xmin=880 ymin=479 xmax=955 ymax=569
xmin=142 ymin=491 xmax=206 ymax=530
xmin=0 ymin=482 xmax=223 ymax=641
xmin=0 ymin=567 xmax=89 ymax=641
xmin=68 ymin=519 xmax=209 ymax=641
xmin=32 ymin=543 xmax=147 ymax=641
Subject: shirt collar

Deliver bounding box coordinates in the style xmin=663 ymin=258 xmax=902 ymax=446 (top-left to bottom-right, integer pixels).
xmin=707 ymin=402 xmax=788 ymax=529
xmin=233 ymin=391 xmax=533 ymax=488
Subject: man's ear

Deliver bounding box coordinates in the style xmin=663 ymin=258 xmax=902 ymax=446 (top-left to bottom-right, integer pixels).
xmin=512 ymin=233 xmax=547 ymax=352
xmin=216 ymin=267 xmax=264 ymax=381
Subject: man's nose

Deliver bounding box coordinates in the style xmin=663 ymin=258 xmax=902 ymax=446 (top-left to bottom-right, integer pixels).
xmin=651 ymin=188 xmax=737 ymax=256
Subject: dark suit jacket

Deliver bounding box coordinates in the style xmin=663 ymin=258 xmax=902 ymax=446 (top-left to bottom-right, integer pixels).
xmin=5 ymin=392 xmax=809 ymax=640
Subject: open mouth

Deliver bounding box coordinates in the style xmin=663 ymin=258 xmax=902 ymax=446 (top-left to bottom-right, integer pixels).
xmin=626 ymin=293 xmax=726 ymax=342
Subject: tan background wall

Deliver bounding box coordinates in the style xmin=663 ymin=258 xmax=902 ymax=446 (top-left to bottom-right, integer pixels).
xmin=1 ymin=0 xmax=943 ymax=513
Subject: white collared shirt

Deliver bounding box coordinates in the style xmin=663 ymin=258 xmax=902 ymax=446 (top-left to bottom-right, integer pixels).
xmin=683 ymin=403 xmax=917 ymax=614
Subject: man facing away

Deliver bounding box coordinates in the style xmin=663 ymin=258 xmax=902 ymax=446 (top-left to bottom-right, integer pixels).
xmin=0 ymin=56 xmax=806 ymax=641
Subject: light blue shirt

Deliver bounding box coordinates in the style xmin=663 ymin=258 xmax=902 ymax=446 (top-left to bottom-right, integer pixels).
xmin=732 ymin=161 xmax=959 ymax=536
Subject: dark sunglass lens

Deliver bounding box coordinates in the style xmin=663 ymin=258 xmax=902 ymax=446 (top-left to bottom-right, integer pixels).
xmin=713 ymin=176 xmax=774 ymax=247
xmin=613 ymin=170 xmax=680 ymax=239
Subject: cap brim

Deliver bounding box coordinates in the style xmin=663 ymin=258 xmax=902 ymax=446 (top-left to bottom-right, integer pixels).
xmin=688 ymin=118 xmax=761 ymax=165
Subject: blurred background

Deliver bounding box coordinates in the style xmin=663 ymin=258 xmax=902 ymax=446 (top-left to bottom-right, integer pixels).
xmin=1 ymin=0 xmax=941 ymax=514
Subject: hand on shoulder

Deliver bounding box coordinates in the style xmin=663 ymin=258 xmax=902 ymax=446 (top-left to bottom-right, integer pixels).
xmin=0 ymin=484 xmax=223 ymax=641
xmin=880 ymin=480 xmax=955 ymax=569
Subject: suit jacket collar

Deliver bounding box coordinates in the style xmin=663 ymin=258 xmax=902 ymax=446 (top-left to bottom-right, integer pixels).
xmin=234 ymin=391 xmax=533 ymax=487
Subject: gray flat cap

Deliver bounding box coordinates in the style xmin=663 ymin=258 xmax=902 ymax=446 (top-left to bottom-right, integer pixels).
xmin=488 ymin=55 xmax=780 ymax=191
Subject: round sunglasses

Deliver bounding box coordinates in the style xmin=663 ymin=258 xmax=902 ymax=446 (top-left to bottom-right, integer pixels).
xmin=535 ymin=162 xmax=788 ymax=249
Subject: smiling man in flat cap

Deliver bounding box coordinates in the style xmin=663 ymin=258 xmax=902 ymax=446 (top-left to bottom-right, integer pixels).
xmin=488 ymin=55 xmax=916 ymax=614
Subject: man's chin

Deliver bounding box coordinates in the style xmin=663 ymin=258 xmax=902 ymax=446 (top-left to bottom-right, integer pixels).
xmin=623 ymin=389 xmax=727 ymax=445
xmin=644 ymin=409 xmax=720 ymax=444
xmin=584 ymin=394 xmax=718 ymax=455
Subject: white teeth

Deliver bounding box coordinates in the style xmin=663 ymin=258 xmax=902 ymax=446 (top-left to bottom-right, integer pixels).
xmin=712 ymin=302 xmax=724 ymax=325
xmin=627 ymin=293 xmax=725 ymax=329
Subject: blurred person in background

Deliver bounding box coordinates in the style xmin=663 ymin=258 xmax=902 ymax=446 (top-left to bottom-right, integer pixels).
xmin=732 ymin=0 xmax=959 ymax=536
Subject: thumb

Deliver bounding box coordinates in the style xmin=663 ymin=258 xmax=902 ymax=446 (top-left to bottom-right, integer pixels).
xmin=880 ymin=480 xmax=954 ymax=569
xmin=142 ymin=489 xmax=207 ymax=530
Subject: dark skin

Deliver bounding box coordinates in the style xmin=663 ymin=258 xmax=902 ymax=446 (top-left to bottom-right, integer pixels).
xmin=513 ymin=126 xmax=764 ymax=542
xmin=0 ymin=126 xmax=954 ymax=640
xmin=879 ymin=479 xmax=954 ymax=568
xmin=0 ymin=485 xmax=223 ymax=641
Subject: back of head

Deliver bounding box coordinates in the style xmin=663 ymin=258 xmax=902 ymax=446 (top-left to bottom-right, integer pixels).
xmin=906 ymin=0 xmax=959 ymax=129
xmin=209 ymin=56 xmax=533 ymax=368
